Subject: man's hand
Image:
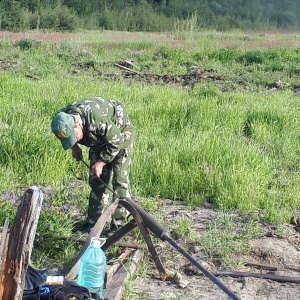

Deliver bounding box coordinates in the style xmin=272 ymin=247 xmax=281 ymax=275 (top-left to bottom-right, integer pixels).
xmin=91 ymin=161 xmax=106 ymax=177
xmin=71 ymin=143 xmax=83 ymax=161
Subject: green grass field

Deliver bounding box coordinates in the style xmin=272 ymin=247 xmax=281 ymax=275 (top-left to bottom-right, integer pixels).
xmin=1 ymin=29 xmax=300 ymax=291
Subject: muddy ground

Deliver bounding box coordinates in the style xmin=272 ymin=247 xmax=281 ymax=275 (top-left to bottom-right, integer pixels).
xmin=132 ymin=199 xmax=300 ymax=300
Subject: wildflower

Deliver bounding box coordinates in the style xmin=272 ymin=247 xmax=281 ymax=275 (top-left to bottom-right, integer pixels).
xmin=44 ymin=202 xmax=50 ymax=209
xmin=63 ymin=204 xmax=68 ymax=211
xmin=47 ymin=193 xmax=52 ymax=198
xmin=2 ymin=190 xmax=9 ymax=199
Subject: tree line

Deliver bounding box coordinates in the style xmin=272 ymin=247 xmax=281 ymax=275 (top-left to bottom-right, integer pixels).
xmin=0 ymin=0 xmax=299 ymax=32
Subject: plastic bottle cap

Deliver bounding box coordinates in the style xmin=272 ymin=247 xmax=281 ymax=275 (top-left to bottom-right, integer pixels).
xmin=91 ymin=239 xmax=101 ymax=248
xmin=90 ymin=237 xmax=106 ymax=248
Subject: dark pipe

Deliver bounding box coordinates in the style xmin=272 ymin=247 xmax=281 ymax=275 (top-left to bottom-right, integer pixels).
xmin=163 ymin=232 xmax=240 ymax=300
xmin=81 ymin=160 xmax=240 ymax=300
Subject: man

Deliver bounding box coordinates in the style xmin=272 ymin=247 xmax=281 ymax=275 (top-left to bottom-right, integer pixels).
xmin=51 ymin=97 xmax=134 ymax=234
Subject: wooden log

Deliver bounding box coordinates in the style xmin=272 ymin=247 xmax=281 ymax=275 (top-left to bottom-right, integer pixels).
xmin=102 ymin=249 xmax=143 ymax=300
xmin=105 ymin=248 xmax=134 ymax=287
xmin=0 ymin=186 xmax=43 ymax=300
xmin=66 ymin=200 xmax=119 ymax=281
xmin=0 ymin=218 xmax=9 ymax=278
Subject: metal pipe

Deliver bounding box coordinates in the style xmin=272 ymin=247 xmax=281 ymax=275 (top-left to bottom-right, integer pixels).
xmin=163 ymin=232 xmax=240 ymax=300
xmin=80 ymin=159 xmax=240 ymax=300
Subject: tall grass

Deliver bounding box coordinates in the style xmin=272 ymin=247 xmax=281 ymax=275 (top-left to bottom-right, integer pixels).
xmin=1 ymin=30 xmax=300 ymax=271
xmin=1 ymin=71 xmax=300 ymax=224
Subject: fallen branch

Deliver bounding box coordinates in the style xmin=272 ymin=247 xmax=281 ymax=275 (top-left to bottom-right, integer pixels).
xmin=243 ymin=262 xmax=278 ymax=271
xmin=244 ymin=261 xmax=300 ymax=273
xmin=113 ymin=63 xmax=140 ymax=74
xmin=216 ymin=270 xmax=300 ymax=283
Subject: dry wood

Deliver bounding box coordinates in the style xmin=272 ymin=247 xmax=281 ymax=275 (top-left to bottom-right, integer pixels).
xmin=0 ymin=186 xmax=43 ymax=300
xmin=283 ymin=265 xmax=300 ymax=273
xmin=66 ymin=200 xmax=119 ymax=281
xmin=0 ymin=226 xmax=10 ymax=233
xmin=216 ymin=269 xmax=300 ymax=283
xmin=124 ymin=59 xmax=135 ymax=67
xmin=0 ymin=218 xmax=9 ymax=278
xmin=102 ymin=249 xmax=143 ymax=300
xmin=244 ymin=261 xmax=300 ymax=273
xmin=113 ymin=63 xmax=140 ymax=74
xmin=244 ymin=261 xmax=278 ymax=271
xmin=105 ymin=248 xmax=134 ymax=287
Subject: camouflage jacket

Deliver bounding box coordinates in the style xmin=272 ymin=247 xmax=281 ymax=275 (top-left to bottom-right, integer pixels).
xmin=60 ymin=97 xmax=133 ymax=163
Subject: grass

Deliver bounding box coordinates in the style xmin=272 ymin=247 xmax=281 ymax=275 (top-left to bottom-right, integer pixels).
xmin=1 ymin=29 xmax=300 ymax=294
xmin=195 ymin=214 xmax=262 ymax=267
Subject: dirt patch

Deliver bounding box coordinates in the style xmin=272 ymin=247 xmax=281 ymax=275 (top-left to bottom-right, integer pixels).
xmin=134 ymin=200 xmax=300 ymax=300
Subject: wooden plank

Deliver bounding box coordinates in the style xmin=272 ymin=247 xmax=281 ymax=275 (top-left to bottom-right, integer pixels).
xmin=105 ymin=248 xmax=133 ymax=287
xmin=103 ymin=249 xmax=143 ymax=300
xmin=66 ymin=200 xmax=119 ymax=281
xmin=0 ymin=186 xmax=43 ymax=300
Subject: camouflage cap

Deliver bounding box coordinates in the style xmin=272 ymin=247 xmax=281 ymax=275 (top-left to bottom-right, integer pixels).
xmin=51 ymin=112 xmax=76 ymax=150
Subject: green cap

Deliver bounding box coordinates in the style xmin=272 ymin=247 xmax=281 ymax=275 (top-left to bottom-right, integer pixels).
xmin=51 ymin=112 xmax=76 ymax=150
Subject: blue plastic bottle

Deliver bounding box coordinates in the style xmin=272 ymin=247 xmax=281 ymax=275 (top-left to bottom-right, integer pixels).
xmin=77 ymin=237 xmax=106 ymax=298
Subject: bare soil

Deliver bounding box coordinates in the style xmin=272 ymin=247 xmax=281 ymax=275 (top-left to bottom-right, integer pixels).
xmin=135 ymin=200 xmax=300 ymax=300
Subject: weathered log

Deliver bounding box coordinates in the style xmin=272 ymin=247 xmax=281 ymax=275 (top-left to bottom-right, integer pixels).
xmin=0 ymin=218 xmax=9 ymax=278
xmin=105 ymin=248 xmax=134 ymax=287
xmin=103 ymin=249 xmax=143 ymax=300
xmin=0 ymin=186 xmax=43 ymax=300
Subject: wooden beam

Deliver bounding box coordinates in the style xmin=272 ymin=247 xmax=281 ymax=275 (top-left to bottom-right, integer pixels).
xmin=105 ymin=248 xmax=134 ymax=287
xmin=0 ymin=186 xmax=43 ymax=300
xmin=102 ymin=249 xmax=143 ymax=300
xmin=66 ymin=200 xmax=119 ymax=281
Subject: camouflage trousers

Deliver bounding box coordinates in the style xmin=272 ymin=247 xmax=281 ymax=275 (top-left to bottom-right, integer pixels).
xmin=87 ymin=127 xmax=133 ymax=227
